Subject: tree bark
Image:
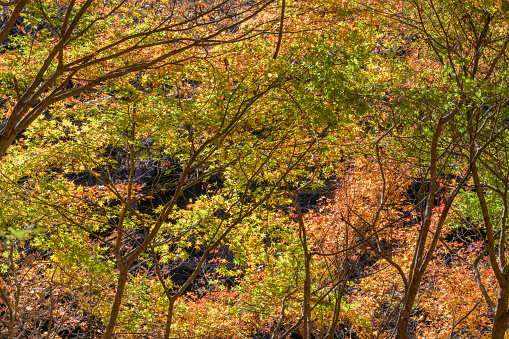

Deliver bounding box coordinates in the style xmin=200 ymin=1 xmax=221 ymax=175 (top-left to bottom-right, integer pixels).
xmin=102 ymin=264 xmax=131 ymax=339
xmin=395 ymin=270 xmax=425 ymax=339
xmin=491 ymin=287 xmax=509 ymax=339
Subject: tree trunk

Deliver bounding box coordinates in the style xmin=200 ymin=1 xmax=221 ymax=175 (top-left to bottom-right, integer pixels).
xmin=492 ymin=286 xmax=509 ymax=339
xmin=395 ymin=271 xmax=424 ymax=339
xmin=164 ymin=299 xmax=175 ymax=339
xmin=102 ymin=266 xmax=130 ymax=339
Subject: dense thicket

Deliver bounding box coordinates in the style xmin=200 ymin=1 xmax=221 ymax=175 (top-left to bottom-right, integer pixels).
xmin=1 ymin=0 xmax=509 ymax=338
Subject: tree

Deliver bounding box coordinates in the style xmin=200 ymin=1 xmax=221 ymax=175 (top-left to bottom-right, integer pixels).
xmin=0 ymin=11 xmax=367 ymax=335
xmin=0 ymin=0 xmax=279 ymax=158
xmin=364 ymin=0 xmax=509 ymax=337
xmin=12 ymin=0 xmax=509 ymax=337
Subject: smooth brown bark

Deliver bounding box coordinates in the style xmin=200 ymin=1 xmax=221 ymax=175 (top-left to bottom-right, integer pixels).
xmin=292 ymin=190 xmax=312 ymax=339
xmin=471 ymin=161 xmax=509 ymax=339
xmin=491 ymin=287 xmax=509 ymax=339
xmin=0 ymin=0 xmax=28 ymax=46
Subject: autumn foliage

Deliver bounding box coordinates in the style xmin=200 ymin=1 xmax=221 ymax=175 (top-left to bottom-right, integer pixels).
xmin=1 ymin=0 xmax=509 ymax=338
